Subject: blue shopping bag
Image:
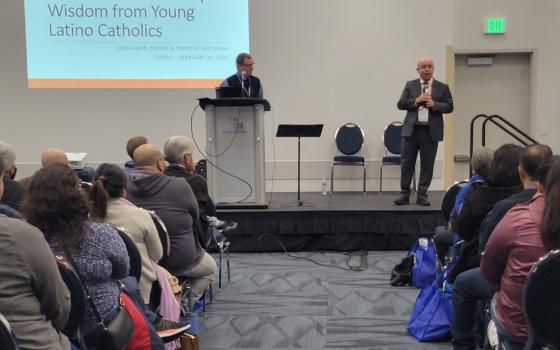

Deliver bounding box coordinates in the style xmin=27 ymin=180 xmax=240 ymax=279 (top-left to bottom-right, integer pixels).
xmin=407 ymin=257 xmax=458 ymax=341
xmin=410 ymin=238 xmax=437 ymax=289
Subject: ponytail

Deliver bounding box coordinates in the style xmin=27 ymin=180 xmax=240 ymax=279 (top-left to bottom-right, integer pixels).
xmin=90 ymin=176 xmax=108 ymax=220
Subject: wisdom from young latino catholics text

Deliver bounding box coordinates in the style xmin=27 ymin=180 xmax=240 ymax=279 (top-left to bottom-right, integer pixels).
xmin=47 ymin=3 xmax=196 ymax=38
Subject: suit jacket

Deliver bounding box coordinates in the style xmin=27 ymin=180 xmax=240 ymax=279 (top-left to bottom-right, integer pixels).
xmin=397 ymin=78 xmax=453 ymax=142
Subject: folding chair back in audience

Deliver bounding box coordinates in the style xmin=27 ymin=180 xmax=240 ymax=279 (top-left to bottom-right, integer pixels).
xmin=441 ymin=180 xmax=468 ymax=224
xmin=114 ymin=227 xmax=142 ymax=283
xmin=0 ymin=312 xmax=19 ymax=350
xmin=56 ymin=256 xmax=88 ymax=350
xmin=195 ymin=159 xmax=207 ymax=179
xmin=523 ymin=249 xmax=560 ymax=350
xmin=148 ymin=211 xmax=171 ymax=268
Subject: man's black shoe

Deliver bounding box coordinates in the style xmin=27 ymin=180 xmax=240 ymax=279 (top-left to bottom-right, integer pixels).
xmin=393 ymin=196 xmax=410 ymax=206
xmin=416 ymin=197 xmax=431 ymax=206
xmin=152 ymin=316 xmax=190 ymax=332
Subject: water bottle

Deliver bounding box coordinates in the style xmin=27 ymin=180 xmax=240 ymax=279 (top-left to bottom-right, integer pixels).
xmin=321 ymin=178 xmax=328 ymax=195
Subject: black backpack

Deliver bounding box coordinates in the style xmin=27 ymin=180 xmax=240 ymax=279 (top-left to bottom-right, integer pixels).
xmin=390 ymin=255 xmax=414 ymax=286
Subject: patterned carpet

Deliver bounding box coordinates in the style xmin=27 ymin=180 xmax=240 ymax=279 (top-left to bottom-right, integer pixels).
xmin=198 ymin=251 xmax=452 ymax=349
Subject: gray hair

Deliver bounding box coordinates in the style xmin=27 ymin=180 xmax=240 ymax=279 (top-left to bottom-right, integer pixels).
xmin=236 ymin=52 xmax=252 ymax=66
xmin=164 ymin=136 xmax=195 ymax=165
xmin=0 ymin=141 xmax=16 ymax=169
xmin=471 ymin=147 xmax=494 ymax=179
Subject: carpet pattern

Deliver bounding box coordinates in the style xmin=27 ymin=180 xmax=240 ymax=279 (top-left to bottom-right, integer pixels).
xmin=199 ymin=251 xmax=452 ymax=349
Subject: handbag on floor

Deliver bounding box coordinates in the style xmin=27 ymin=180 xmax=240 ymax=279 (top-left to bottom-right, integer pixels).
xmin=179 ymin=333 xmax=199 ymax=350
xmin=407 ymin=257 xmax=457 ymax=341
xmin=390 ymin=255 xmax=414 ymax=286
xmin=410 ymin=237 xmax=437 ymax=289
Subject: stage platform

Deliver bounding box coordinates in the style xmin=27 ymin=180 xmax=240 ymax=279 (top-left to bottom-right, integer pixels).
xmin=216 ymin=191 xmax=445 ymax=252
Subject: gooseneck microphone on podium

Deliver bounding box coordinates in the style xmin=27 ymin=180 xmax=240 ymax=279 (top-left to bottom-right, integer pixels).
xmin=241 ymin=71 xmax=248 ymax=97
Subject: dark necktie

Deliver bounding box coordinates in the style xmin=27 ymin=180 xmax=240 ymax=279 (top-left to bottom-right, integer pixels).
xmin=242 ymin=79 xmax=250 ymax=97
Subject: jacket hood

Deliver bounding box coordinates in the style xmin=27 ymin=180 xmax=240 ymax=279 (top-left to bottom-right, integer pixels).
xmin=127 ymin=170 xmax=171 ymax=198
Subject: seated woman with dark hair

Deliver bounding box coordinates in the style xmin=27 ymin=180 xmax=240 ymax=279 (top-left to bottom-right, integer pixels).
xmin=22 ymin=164 xmax=154 ymax=349
xmin=91 ymin=163 xmax=163 ymax=304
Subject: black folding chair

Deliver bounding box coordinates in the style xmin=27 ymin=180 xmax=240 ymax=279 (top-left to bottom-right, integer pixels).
xmin=56 ymin=256 xmax=88 ymax=350
xmin=331 ymin=122 xmax=367 ymax=194
xmin=148 ymin=211 xmax=171 ymax=268
xmin=114 ymin=227 xmax=142 ymax=283
xmin=0 ymin=312 xmax=19 ymax=350
xmin=523 ymin=250 xmax=560 ymax=350
xmin=379 ymin=121 xmax=417 ymax=194
xmin=441 ymin=181 xmax=468 ymax=224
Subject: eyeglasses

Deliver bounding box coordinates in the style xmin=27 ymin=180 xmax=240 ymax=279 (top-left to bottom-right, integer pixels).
xmin=241 ymin=63 xmax=254 ymax=68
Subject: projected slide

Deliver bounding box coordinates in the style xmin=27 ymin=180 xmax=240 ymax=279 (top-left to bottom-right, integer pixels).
xmin=24 ymin=0 xmax=249 ymax=88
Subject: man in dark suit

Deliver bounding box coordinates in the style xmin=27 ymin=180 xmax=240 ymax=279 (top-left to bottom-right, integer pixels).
xmin=220 ymin=52 xmax=263 ymax=98
xmin=395 ymin=57 xmax=454 ymax=206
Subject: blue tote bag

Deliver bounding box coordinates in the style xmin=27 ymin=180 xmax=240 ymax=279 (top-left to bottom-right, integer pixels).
xmin=410 ymin=238 xmax=437 ymax=289
xmin=407 ymin=258 xmax=457 ymax=341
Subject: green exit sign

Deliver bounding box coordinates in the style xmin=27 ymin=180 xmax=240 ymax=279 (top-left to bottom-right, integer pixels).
xmin=485 ymin=17 xmax=506 ymax=34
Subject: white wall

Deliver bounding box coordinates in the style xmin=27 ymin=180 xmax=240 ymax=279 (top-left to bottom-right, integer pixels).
xmin=1 ymin=0 xmax=455 ymax=191
xmin=452 ymin=0 xmax=560 ymax=151
xmin=18 ymin=1 xmax=559 ymax=193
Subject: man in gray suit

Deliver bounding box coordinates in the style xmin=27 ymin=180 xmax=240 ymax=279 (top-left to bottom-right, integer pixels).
xmin=394 ymin=57 xmax=454 ymax=206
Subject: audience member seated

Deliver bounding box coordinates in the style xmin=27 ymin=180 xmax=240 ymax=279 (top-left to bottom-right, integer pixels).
xmin=449 ymin=144 xmax=524 ymax=284
xmin=163 ymin=136 xmax=237 ymax=246
xmin=124 ymin=136 xmax=149 ymax=174
xmin=91 ymin=163 xmax=163 ymax=304
xmin=164 ymin=135 xmax=214 ymax=246
xmin=0 ymin=158 xmax=72 ymax=350
xmin=451 ymin=143 xmax=552 ymax=350
xmin=18 ymin=148 xmax=69 ymax=189
xmin=480 ymin=156 xmax=560 ymax=349
xmin=0 ymin=141 xmax=24 ymax=212
xmin=127 ymin=144 xmax=216 ymax=307
xmin=434 ymin=147 xmax=494 ymax=262
xmin=22 ymin=164 xmax=159 ymax=349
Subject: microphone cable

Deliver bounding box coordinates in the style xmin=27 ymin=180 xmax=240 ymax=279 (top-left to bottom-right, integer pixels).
xmin=257 ymin=233 xmax=368 ymax=272
xmin=189 ymin=102 xmax=253 ymax=203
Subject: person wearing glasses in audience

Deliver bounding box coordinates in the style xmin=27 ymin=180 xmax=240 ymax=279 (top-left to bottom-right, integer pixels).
xmin=220 ymin=52 xmax=263 ymax=98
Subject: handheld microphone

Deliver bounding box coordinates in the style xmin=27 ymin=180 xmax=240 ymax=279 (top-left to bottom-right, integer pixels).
xmin=419 ymin=83 xmax=430 ymax=107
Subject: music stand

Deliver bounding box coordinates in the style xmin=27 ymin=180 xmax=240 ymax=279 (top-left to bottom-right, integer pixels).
xmin=276 ymin=124 xmax=323 ymax=206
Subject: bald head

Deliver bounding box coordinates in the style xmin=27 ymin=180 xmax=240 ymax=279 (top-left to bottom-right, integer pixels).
xmin=416 ymin=57 xmax=434 ymax=82
xmin=41 ymin=148 xmax=68 ymax=168
xmin=133 ymin=144 xmax=165 ymax=172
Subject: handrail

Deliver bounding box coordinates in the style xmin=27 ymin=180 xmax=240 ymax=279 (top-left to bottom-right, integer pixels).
xmin=482 ymin=114 xmax=537 ymax=146
xmin=468 ymin=114 xmax=538 ymax=175
xmin=469 ymin=114 xmax=489 ymax=175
